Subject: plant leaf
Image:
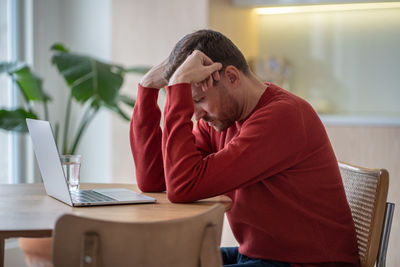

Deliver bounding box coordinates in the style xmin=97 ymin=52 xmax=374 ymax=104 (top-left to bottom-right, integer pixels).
xmin=50 ymin=43 xmax=69 ymax=52
xmin=123 ymin=66 xmax=151 ymax=74
xmin=0 ymin=108 xmax=38 ymax=132
xmin=52 ymin=52 xmax=123 ymax=106
xmin=100 ymin=101 xmax=130 ymax=121
xmin=111 ymin=105 xmax=131 ymax=121
xmin=118 ymin=94 xmax=136 ymax=108
xmin=9 ymin=65 xmax=48 ymax=102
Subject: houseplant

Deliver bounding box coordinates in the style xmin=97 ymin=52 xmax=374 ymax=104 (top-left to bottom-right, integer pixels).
xmin=0 ymin=43 xmax=148 ymax=154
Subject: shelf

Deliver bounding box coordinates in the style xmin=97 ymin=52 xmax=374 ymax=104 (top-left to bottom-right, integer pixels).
xmin=319 ymin=115 xmax=400 ymax=126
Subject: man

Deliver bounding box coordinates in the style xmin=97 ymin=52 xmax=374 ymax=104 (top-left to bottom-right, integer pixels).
xmin=130 ymin=29 xmax=359 ymax=267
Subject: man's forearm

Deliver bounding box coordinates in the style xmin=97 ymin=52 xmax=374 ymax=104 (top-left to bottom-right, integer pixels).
xmin=130 ymin=85 xmax=166 ymax=192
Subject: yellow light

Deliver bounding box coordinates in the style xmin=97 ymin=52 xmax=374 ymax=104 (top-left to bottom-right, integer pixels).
xmin=255 ymin=2 xmax=400 ymax=15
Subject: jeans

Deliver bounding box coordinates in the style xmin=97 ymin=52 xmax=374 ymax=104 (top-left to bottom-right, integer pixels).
xmin=221 ymin=247 xmax=291 ymax=267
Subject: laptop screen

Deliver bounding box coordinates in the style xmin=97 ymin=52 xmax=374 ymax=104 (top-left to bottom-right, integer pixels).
xmin=26 ymin=119 xmax=73 ymax=205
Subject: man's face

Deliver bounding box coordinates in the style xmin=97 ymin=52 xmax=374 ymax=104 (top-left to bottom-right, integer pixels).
xmin=191 ymin=78 xmax=239 ymax=132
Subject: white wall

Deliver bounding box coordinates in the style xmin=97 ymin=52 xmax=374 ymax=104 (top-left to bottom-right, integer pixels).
xmin=33 ymin=0 xmax=112 ymax=182
xmin=59 ymin=0 xmax=112 ymax=182
xmin=110 ymin=0 xmax=209 ymax=183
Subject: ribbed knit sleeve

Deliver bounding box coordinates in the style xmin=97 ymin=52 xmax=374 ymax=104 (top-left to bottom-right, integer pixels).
xmin=130 ymin=84 xmax=165 ymax=192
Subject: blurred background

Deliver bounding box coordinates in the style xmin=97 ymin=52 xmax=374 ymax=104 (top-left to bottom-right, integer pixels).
xmin=1 ymin=0 xmax=399 ymax=265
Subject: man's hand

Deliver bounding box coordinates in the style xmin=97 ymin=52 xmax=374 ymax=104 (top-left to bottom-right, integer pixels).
xmin=140 ymin=58 xmax=168 ymax=89
xmin=169 ymin=50 xmax=222 ymax=86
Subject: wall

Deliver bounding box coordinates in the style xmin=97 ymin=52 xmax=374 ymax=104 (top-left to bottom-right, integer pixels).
xmin=110 ymin=0 xmax=209 ymax=183
xmin=209 ymin=0 xmax=259 ymax=61
xmin=32 ymin=0 xmax=112 ymax=182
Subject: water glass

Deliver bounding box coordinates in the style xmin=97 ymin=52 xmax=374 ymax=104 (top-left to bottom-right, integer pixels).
xmin=60 ymin=155 xmax=81 ymax=191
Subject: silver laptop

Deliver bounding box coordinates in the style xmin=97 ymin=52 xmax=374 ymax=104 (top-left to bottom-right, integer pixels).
xmin=26 ymin=118 xmax=156 ymax=207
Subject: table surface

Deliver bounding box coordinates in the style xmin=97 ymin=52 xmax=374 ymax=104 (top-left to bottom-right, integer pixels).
xmin=0 ymin=183 xmax=232 ymax=238
xmin=0 ymin=183 xmax=232 ymax=267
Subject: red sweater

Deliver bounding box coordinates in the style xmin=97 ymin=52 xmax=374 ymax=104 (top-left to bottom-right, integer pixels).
xmin=130 ymin=83 xmax=360 ymax=266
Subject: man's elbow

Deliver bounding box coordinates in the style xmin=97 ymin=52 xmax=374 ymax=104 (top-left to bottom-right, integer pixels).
xmin=166 ymin=188 xmax=197 ymax=203
xmin=165 ymin=171 xmax=203 ymax=203
xmin=137 ymin=181 xmax=165 ymax=193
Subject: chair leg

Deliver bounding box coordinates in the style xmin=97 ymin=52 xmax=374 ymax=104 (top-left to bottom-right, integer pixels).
xmin=200 ymin=224 xmax=222 ymax=267
xmin=376 ymin=202 xmax=395 ymax=267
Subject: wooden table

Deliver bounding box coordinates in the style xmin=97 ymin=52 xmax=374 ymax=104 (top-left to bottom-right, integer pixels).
xmin=0 ymin=183 xmax=232 ymax=267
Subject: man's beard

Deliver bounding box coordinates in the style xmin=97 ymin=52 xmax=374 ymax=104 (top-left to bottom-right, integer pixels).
xmin=212 ymin=118 xmax=235 ymax=132
xmin=203 ymin=112 xmax=236 ymax=132
xmin=204 ymin=85 xmax=239 ymax=132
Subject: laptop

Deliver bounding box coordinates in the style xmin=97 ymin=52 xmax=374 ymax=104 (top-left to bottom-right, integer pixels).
xmin=26 ymin=118 xmax=156 ymax=207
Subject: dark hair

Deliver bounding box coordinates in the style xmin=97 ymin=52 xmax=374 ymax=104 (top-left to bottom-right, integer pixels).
xmin=162 ymin=29 xmax=250 ymax=81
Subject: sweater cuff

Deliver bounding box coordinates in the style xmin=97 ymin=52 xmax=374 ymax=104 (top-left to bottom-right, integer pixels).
xmin=165 ymin=83 xmax=194 ymax=111
xmin=137 ymin=83 xmax=160 ymax=105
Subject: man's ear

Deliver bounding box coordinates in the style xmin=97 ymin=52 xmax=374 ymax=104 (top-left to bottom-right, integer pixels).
xmin=224 ymin=66 xmax=240 ymax=88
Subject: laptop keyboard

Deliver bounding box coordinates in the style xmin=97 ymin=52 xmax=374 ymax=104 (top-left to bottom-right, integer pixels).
xmin=71 ymin=190 xmax=116 ymax=203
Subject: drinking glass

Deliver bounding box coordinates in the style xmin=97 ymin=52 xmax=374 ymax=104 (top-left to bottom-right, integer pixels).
xmin=60 ymin=155 xmax=81 ymax=191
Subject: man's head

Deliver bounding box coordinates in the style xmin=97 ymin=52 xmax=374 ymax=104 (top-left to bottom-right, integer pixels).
xmin=164 ymin=30 xmax=250 ymax=132
xmin=163 ymin=29 xmax=249 ymax=82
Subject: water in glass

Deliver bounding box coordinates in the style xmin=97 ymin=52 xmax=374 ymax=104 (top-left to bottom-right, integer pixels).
xmin=62 ymin=161 xmax=80 ymax=191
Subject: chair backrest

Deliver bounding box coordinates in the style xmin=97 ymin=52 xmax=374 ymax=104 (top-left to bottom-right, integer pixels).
xmin=338 ymin=162 xmax=389 ymax=267
xmin=52 ymin=203 xmax=225 ymax=267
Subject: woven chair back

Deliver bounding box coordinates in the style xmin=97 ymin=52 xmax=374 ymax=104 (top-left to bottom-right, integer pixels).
xmin=339 ymin=162 xmax=389 ymax=267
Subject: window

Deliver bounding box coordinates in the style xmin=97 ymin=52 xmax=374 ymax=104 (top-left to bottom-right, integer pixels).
xmin=0 ymin=0 xmax=20 ymax=184
xmin=0 ymin=0 xmax=12 ymax=183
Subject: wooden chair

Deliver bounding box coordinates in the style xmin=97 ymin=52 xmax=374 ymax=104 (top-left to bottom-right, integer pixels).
xmin=52 ymin=203 xmax=225 ymax=267
xmin=339 ymin=162 xmax=395 ymax=267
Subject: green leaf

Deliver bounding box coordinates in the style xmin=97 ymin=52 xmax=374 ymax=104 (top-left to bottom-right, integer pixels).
xmin=10 ymin=65 xmax=48 ymax=102
xmin=0 ymin=109 xmax=38 ymax=132
xmin=52 ymin=52 xmax=123 ymax=106
xmin=43 ymin=92 xmax=52 ymax=102
xmin=50 ymin=43 xmax=69 ymax=52
xmin=89 ymin=98 xmax=101 ymax=110
xmin=118 ymin=94 xmax=136 ymax=108
xmin=106 ymin=103 xmax=131 ymax=121
xmin=89 ymin=97 xmax=131 ymax=121
xmin=123 ymin=66 xmax=151 ymax=74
